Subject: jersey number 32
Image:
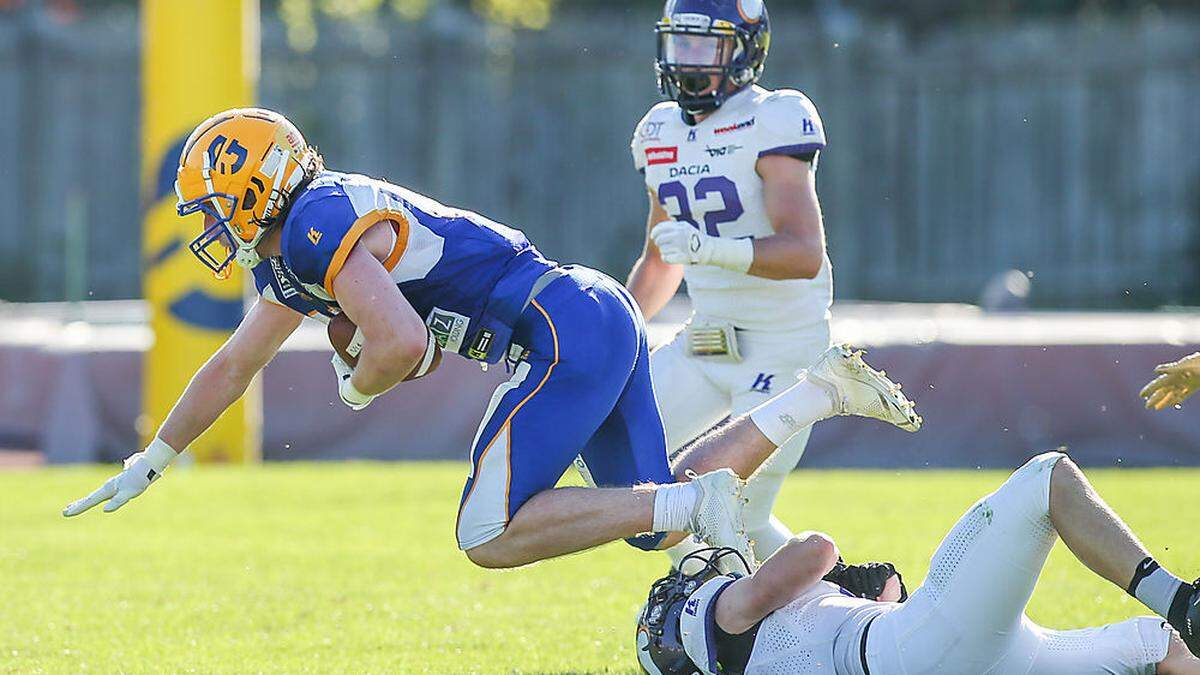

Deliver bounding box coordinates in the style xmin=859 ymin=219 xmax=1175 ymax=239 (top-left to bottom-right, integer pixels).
xmin=658 ymin=177 xmax=744 ymax=237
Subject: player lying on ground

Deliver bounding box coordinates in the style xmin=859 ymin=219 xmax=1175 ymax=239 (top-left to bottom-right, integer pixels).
xmin=637 ymin=451 xmax=1200 ymax=674
xmin=61 ymin=109 xmax=920 ymax=571
xmin=1141 ymin=352 xmax=1200 ymax=410
xmin=626 ymin=0 xmax=840 ymax=567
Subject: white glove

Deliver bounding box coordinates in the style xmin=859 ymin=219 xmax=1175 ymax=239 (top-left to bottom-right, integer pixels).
xmin=650 ymin=220 xmax=753 ymax=273
xmin=332 ymin=353 xmax=376 ymax=411
xmin=62 ymin=438 xmax=177 ymax=517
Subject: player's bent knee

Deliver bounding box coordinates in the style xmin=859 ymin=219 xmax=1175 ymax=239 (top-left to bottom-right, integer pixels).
xmin=626 ymin=531 xmax=669 ymax=551
xmin=463 ymin=540 xmax=517 ymax=569
xmin=461 ymin=529 xmax=524 ymax=569
xmin=1021 ymin=449 xmax=1069 ymax=473
xmin=1050 ymin=454 xmax=1083 ymax=484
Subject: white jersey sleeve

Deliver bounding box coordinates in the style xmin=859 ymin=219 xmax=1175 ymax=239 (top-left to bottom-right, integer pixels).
xmin=756 ymin=89 xmax=827 ymax=160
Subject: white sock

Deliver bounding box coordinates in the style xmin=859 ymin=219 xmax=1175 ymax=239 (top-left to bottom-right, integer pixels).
xmin=652 ymin=481 xmax=699 ymax=533
xmin=1131 ymin=561 xmax=1186 ymax=619
xmin=748 ymin=379 xmax=834 ymax=447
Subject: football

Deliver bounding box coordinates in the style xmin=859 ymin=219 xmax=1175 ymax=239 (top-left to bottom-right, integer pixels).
xmin=327 ymin=312 xmax=363 ymax=368
xmin=328 ymin=312 xmax=443 ymax=379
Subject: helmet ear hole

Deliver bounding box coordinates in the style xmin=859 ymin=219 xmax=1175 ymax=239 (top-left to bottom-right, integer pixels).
xmin=242 ymin=187 xmax=258 ymax=211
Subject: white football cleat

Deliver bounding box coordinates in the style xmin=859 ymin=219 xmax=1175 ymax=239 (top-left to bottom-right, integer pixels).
xmin=686 ymin=468 xmax=756 ymax=574
xmin=804 ymin=344 xmax=923 ymax=432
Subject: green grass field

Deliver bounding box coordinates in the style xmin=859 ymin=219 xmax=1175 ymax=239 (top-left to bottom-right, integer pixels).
xmin=1 ymin=463 xmax=1195 ymax=674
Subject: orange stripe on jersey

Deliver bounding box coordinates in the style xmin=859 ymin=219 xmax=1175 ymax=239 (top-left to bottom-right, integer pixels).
xmin=382 ymin=212 xmax=410 ymax=272
xmin=322 ymin=209 xmax=413 ymax=296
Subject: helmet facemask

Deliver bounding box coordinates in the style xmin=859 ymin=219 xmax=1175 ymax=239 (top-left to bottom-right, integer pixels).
xmin=178 ymin=189 xmax=243 ymax=280
xmin=655 ymin=10 xmax=770 ymax=117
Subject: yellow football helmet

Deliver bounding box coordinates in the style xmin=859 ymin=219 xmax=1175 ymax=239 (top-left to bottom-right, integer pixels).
xmin=175 ymin=108 xmax=317 ymax=277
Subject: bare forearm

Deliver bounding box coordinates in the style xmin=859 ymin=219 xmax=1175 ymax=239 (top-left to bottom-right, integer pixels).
xmin=352 ymin=345 xmax=421 ymax=396
xmin=716 ymin=533 xmax=840 ymax=633
xmin=158 ymin=358 xmax=256 ymax=450
xmin=757 ymin=533 xmax=840 ymax=606
xmin=748 ymin=234 xmax=824 ymax=280
xmin=627 ymin=256 xmax=683 ymax=321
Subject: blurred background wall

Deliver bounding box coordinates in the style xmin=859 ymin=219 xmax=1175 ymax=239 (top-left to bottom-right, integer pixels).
xmin=2 ymin=0 xmax=1199 ymax=309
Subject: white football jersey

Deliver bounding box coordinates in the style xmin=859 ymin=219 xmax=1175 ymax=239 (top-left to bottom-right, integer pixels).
xmin=631 ymin=85 xmax=833 ymax=332
xmin=746 ymin=581 xmax=888 ymax=675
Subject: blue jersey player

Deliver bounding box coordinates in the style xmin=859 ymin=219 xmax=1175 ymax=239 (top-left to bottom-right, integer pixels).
xmin=63 ymin=109 xmax=920 ymax=571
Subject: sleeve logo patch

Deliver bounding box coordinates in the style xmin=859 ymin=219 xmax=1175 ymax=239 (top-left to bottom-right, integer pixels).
xmin=307 ymin=227 xmax=323 ymax=245
xmin=268 ymin=257 xmax=300 ymax=300
xmin=645 ymin=146 xmax=679 ymax=166
xmin=426 ymin=307 xmax=470 ymax=354
xmin=639 ymin=120 xmax=666 ymax=141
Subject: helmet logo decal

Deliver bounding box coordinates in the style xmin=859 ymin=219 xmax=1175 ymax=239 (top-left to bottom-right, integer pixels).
xmin=243 ymin=176 xmax=266 ymax=212
xmin=738 ymin=0 xmax=764 ymax=22
xmin=206 ymin=135 xmax=248 ymax=175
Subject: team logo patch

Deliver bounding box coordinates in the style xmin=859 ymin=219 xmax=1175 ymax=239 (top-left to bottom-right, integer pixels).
xmin=751 ymin=373 xmax=775 ymax=393
xmin=307 ymin=227 xmax=323 ymax=245
xmin=684 ymin=597 xmax=700 ymax=616
xmin=714 ymin=117 xmax=755 ymax=135
xmin=645 ymin=146 xmax=679 ymax=166
xmin=426 ymin=307 xmax=470 ymax=354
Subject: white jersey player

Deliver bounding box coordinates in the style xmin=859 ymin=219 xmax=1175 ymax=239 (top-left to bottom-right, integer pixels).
xmin=626 ymin=0 xmax=834 ymax=561
xmin=636 ymin=452 xmax=1200 ymax=674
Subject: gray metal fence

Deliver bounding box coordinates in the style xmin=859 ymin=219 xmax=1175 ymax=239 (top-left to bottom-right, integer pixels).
xmin=2 ymin=6 xmax=1198 ymax=307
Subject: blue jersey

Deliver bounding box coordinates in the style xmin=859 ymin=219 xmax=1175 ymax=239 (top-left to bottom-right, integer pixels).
xmin=253 ymin=172 xmax=675 ymax=554
xmin=252 ymin=171 xmax=555 ymax=363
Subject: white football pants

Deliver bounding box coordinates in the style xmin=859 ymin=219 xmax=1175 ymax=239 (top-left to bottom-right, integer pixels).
xmin=652 ymin=320 xmax=831 ymax=563
xmin=863 ymin=452 xmax=1172 ymax=674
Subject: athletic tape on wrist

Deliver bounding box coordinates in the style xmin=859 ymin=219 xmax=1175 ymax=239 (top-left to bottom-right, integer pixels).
xmin=709 ymin=237 xmax=754 ymax=273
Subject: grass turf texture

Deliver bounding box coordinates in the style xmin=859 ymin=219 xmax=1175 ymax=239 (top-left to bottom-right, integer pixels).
xmin=1 ymin=463 xmax=1195 ymax=674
